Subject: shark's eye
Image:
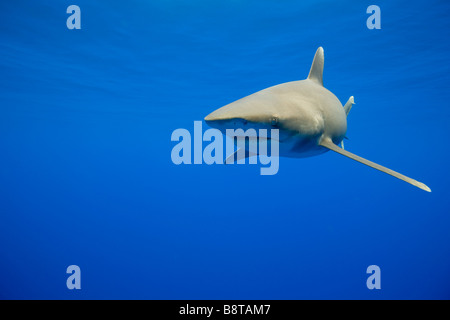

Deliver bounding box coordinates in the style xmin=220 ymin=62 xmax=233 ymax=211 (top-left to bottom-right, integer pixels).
xmin=271 ymin=117 xmax=279 ymax=126
xmin=243 ymin=120 xmax=248 ymax=125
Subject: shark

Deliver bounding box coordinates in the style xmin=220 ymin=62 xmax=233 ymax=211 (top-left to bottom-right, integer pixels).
xmin=204 ymin=47 xmax=430 ymax=192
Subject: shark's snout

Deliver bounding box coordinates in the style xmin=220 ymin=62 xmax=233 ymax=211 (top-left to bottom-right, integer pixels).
xmin=204 ymin=109 xmax=233 ymax=122
xmin=204 ymin=113 xmax=215 ymax=122
xmin=204 ymin=102 xmax=266 ymax=130
xmin=205 ymin=108 xmax=244 ymax=129
xmin=204 ymin=117 xmax=245 ymax=131
xmin=204 ymin=118 xmax=224 ymax=130
xmin=204 ymin=114 xmax=220 ymax=124
xmin=204 ymin=111 xmax=226 ymax=129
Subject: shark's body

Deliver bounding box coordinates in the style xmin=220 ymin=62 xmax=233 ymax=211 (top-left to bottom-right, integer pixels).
xmin=205 ymin=47 xmax=430 ymax=192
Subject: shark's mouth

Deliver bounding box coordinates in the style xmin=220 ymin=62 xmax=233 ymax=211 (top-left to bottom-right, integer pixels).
xmin=226 ymin=135 xmax=279 ymax=142
xmin=226 ymin=132 xmax=295 ymax=143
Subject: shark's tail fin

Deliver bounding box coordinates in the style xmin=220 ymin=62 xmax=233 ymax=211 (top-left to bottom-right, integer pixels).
xmin=344 ymin=96 xmax=355 ymax=116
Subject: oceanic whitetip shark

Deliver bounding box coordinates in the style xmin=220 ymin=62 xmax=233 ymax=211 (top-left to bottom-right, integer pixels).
xmin=204 ymin=47 xmax=430 ymax=192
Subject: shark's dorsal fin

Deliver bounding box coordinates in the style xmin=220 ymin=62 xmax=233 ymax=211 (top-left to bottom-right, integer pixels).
xmin=308 ymin=47 xmax=324 ymax=86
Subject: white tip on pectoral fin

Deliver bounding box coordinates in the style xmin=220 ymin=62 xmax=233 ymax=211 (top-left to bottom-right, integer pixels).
xmin=319 ymin=139 xmax=431 ymax=192
xmin=308 ymin=47 xmax=324 ymax=86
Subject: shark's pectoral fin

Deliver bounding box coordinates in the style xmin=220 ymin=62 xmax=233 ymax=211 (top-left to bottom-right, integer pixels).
xmin=225 ymin=149 xmax=258 ymax=164
xmin=319 ymin=139 xmax=431 ymax=192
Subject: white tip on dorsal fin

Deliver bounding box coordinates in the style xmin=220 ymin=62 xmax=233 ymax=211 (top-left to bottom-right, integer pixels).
xmin=319 ymin=138 xmax=431 ymax=192
xmin=344 ymin=96 xmax=355 ymax=116
xmin=308 ymin=47 xmax=324 ymax=86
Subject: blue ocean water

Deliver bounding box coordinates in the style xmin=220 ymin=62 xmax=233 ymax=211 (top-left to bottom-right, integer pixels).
xmin=0 ymin=0 xmax=449 ymax=299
